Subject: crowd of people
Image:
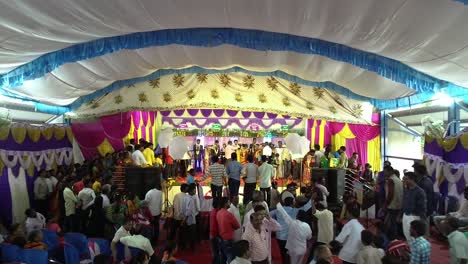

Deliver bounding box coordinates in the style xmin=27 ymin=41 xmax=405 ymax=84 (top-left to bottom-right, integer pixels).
xmin=1 ymin=136 xmax=468 ymax=264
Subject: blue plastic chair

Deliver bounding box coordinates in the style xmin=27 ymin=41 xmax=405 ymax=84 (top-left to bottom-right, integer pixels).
xmin=64 ymin=242 xmax=80 ymax=264
xmin=42 ymin=229 xmax=60 ymax=256
xmin=89 ymin=238 xmax=111 ymax=256
xmin=22 ymin=249 xmax=48 ymax=264
xmin=1 ymin=243 xmax=23 ymax=262
xmin=64 ymin=232 xmax=90 ymax=259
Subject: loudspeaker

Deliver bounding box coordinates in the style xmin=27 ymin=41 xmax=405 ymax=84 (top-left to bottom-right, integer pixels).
xmin=311 ymin=168 xmax=345 ymax=204
xmin=125 ymin=167 xmax=161 ymax=200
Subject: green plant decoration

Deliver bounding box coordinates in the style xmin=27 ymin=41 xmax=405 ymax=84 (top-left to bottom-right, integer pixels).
xmin=329 ymin=106 xmax=337 ymax=114
xmin=173 ymin=74 xmax=185 ymax=87
xmin=149 ymin=78 xmax=160 ymax=88
xmin=267 ymin=76 xmax=279 ymax=91
xmin=243 ymin=75 xmax=255 ymax=89
xmin=196 ymin=73 xmax=208 ymax=84
xmin=289 ymin=82 xmax=301 ymax=96
xmin=352 ymin=104 xmax=363 ymax=117
xmin=282 ymin=97 xmax=291 ymax=106
xmin=258 ymin=93 xmax=267 ymax=103
xmin=306 ymin=101 xmax=314 ymax=110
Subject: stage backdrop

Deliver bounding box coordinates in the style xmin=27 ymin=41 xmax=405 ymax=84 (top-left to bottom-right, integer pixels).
xmin=424 ymin=133 xmax=468 ymax=198
xmin=306 ymin=114 xmax=381 ymax=170
xmin=0 ymin=124 xmax=73 ymax=225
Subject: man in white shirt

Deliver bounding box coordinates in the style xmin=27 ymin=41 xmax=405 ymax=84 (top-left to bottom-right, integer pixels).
xmin=145 ymin=183 xmax=162 ymax=242
xmin=262 ymin=143 xmax=272 ymax=157
xmin=228 ymin=196 xmax=242 ymax=242
xmin=77 ymin=179 xmax=96 ymax=229
xmin=314 ymin=144 xmax=324 ymax=164
xmin=258 ymin=155 xmax=274 ymax=205
xmin=335 ymin=206 xmax=365 ymax=264
xmin=120 ymin=224 xmax=154 ymax=256
xmin=225 ymin=141 xmax=236 ymax=162
xmin=170 ymin=184 xmax=188 ymax=241
xmin=311 ymin=198 xmax=334 ymax=245
xmin=230 ymin=240 xmax=251 ymax=264
xmin=24 ymin=208 xmax=46 ymax=235
xmin=357 ymin=230 xmax=385 ymax=264
xmin=101 ymin=185 xmax=111 ymax=208
xmin=132 ymin=144 xmax=149 ymax=167
xmin=111 ymin=220 xmax=132 ymax=259
xmin=182 ymin=184 xmax=199 ymax=250
xmin=46 ymin=172 xmax=58 ymax=194
xmin=63 ymin=178 xmax=78 ymax=232
xmin=435 ymin=186 xmax=468 ymax=231
xmin=442 ymin=217 xmax=468 ymax=264
xmin=34 ymin=170 xmax=49 ymax=217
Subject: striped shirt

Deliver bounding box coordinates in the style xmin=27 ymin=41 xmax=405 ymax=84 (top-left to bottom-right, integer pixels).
xmin=410 ymin=237 xmax=431 ymax=264
xmin=201 ymin=163 xmax=227 ymax=186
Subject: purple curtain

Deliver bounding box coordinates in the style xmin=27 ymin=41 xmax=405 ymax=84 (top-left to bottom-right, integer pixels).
xmin=173 ymin=109 xmax=185 ymax=116
xmin=226 ymin=110 xmax=238 ymax=117
xmin=201 ymin=109 xmax=212 ymax=117
xmin=213 ymin=109 xmax=225 ymax=117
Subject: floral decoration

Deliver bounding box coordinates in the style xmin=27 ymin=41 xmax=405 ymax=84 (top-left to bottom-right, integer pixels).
xmin=289 ymin=83 xmax=301 ymax=96
xmin=186 ymin=89 xmax=196 ymax=100
xmin=306 ymin=101 xmax=315 ymax=110
xmin=234 ymin=93 xmax=243 ymax=102
xmin=282 ymin=97 xmax=291 ymax=106
xmin=219 ymin=74 xmax=231 ymax=87
xmin=149 ymin=78 xmax=160 ymax=88
xmin=313 ymin=88 xmax=325 ymax=99
xmin=138 ymin=92 xmax=148 ymax=103
xmin=173 ymin=74 xmax=185 ymax=87
xmin=163 ymin=92 xmax=172 ymax=102
xmin=267 ymin=76 xmax=279 ymax=91
xmin=351 ymin=104 xmax=363 ymax=117
xmin=114 ymin=95 xmax=123 ymax=104
xmin=211 ymin=89 xmax=219 ymax=99
xmin=243 ymin=75 xmax=255 ymax=89
xmin=258 ymin=93 xmax=267 ymax=103
xmin=329 ymin=106 xmax=337 ymax=114
xmin=196 ymin=73 xmax=208 ymax=84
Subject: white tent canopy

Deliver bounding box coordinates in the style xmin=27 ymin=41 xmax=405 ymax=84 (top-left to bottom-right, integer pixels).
xmin=0 ymin=0 xmax=467 ymax=120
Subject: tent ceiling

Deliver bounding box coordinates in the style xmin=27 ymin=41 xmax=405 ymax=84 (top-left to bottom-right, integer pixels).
xmin=0 ymin=0 xmax=468 ymax=117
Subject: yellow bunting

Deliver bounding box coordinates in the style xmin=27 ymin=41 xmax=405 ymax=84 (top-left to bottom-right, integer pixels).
xmin=41 ymin=127 xmax=54 ymax=140
xmin=97 ymin=138 xmax=115 ymax=156
xmin=27 ymin=128 xmax=42 ymax=142
xmin=310 ymin=120 xmax=317 ymax=147
xmin=27 ymin=158 xmax=35 ymax=177
xmin=154 ymin=112 xmax=163 ymax=145
xmin=137 ymin=112 xmax=143 ymax=142
xmin=145 ymin=117 xmax=151 ymax=142
xmin=66 ymin=127 xmax=74 ymax=143
xmin=460 ymin=133 xmax=468 ymax=149
xmin=367 ymin=136 xmax=381 ymax=171
xmin=319 ymin=120 xmax=326 ymax=149
xmin=437 ymin=137 xmax=458 ymax=152
xmin=54 ymin=127 xmax=66 ymax=140
xmin=0 ymin=126 xmax=10 ymax=140
xmin=331 ymin=123 xmax=355 ymax=150
xmin=11 ymin=126 xmax=27 ymax=144
xmin=0 ymin=159 xmax=4 ymax=175
xmin=424 ymin=134 xmax=434 ymax=144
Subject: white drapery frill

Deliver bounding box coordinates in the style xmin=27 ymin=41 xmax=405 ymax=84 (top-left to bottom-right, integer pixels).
xmin=8 ymin=167 xmax=30 ymax=224
xmin=0 ymin=148 xmax=73 ymax=171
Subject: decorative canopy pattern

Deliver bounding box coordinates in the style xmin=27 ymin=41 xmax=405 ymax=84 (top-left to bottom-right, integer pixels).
xmin=0 ymin=1 xmax=467 ymax=115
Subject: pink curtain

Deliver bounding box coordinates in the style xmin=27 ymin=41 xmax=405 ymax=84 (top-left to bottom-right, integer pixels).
xmin=345 ymin=138 xmax=369 ymax=167
xmin=348 ymin=124 xmax=380 ymax=141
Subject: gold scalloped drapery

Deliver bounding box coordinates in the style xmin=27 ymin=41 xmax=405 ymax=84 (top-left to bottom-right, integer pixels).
xmin=0 ymin=127 xmax=10 ymax=140
xmin=11 ymin=127 xmax=27 ymax=144
xmin=436 ymin=137 xmax=459 ymax=152
xmin=54 ymin=127 xmax=66 ymax=140
xmin=27 ymin=128 xmax=42 ymax=142
xmin=41 ymin=127 xmax=54 ymax=140
xmin=460 ymin=133 xmax=468 ymax=149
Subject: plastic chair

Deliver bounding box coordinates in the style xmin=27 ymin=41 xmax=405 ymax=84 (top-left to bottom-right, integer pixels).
xmin=88 ymin=238 xmax=111 ymax=256
xmin=1 ymin=243 xmax=23 ymax=262
xmin=42 ymin=229 xmax=60 ymax=256
xmin=64 ymin=233 xmax=90 ymax=259
xmin=22 ymin=249 xmax=48 ymax=264
xmin=64 ymin=242 xmax=80 ymax=264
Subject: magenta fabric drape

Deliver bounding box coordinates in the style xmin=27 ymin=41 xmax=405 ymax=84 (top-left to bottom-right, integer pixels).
xmin=348 ymin=124 xmax=380 ymax=141
xmin=346 ymin=138 xmax=369 ymax=167
xmin=328 ymin=122 xmax=346 ymax=135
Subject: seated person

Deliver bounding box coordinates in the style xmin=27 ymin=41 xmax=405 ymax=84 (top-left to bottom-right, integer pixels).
xmin=130 ymin=201 xmax=153 ymax=239
xmin=434 ymin=187 xmax=468 ymax=231
xmin=24 ymin=230 xmax=48 ymax=250
xmin=120 ymin=224 xmax=154 ymax=256
xmin=161 ymin=241 xmax=187 ymax=264
xmin=24 ymin=208 xmax=46 ymax=235
xmin=5 ymin=223 xmax=27 ymax=248
xmin=129 ymin=251 xmax=150 ymax=264
xmin=357 ymin=230 xmax=385 ymax=264
xmin=111 ymin=220 xmax=132 ymax=260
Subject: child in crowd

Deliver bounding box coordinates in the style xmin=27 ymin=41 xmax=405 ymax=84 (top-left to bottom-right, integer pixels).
xmin=186 ymin=169 xmax=195 ymax=185
xmin=329 ymin=240 xmax=343 ymax=264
